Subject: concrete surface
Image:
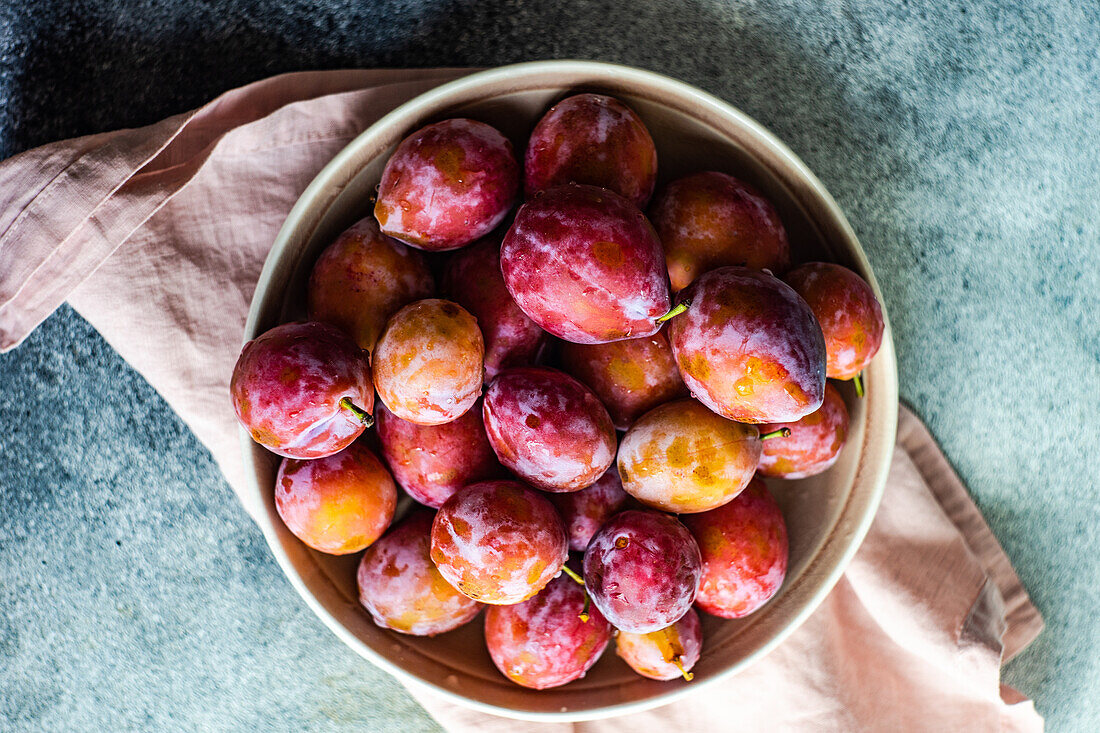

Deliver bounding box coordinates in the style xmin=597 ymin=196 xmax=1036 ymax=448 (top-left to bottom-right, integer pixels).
xmin=0 ymin=0 xmax=1097 ymax=730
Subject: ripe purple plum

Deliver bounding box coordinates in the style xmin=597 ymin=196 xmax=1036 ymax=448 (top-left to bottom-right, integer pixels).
xmin=484 ymin=574 xmax=611 ymax=689
xmin=372 ymin=299 xmax=484 ymax=425
xmin=524 ymin=93 xmax=657 ymax=208
xmin=275 ymin=441 xmax=396 ymax=555
xmin=668 ymin=266 xmax=826 ymax=423
xmin=548 ymin=467 xmax=630 ymax=552
xmin=500 ymin=184 xmax=671 ymax=344
xmin=231 ymin=321 xmax=374 ymax=459
xmin=307 ymin=217 xmax=434 ymax=352
xmin=441 ymin=236 xmax=546 ymax=382
xmin=583 ymin=509 xmax=702 ymax=634
xmin=758 ymin=382 xmax=850 ymax=479
xmin=650 ymin=171 xmax=790 ymax=292
xmin=374 ymin=118 xmax=519 ymax=251
xmin=617 ymin=399 xmax=762 ymax=514
xmin=682 ymin=478 xmax=788 ymax=619
xmin=375 ymin=401 xmax=504 ymax=508
xmin=430 ymin=481 xmax=568 ymax=604
xmin=482 ymin=367 xmax=616 ymax=492
xmin=615 ymin=607 xmax=702 ymax=682
xmin=559 ymin=327 xmax=687 ymax=430
xmin=357 ymin=510 xmax=482 ymax=636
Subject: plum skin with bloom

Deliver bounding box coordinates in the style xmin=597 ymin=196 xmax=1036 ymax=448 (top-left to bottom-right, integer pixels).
xmin=548 ymin=467 xmax=630 ymax=552
xmin=615 ymin=607 xmax=702 ymax=681
xmin=757 ymin=382 xmax=850 ymax=479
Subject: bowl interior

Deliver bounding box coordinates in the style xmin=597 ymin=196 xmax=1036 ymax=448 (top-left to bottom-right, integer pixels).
xmin=242 ymin=62 xmax=898 ymax=721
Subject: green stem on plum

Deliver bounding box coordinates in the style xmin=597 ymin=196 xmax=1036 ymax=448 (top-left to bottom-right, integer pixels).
xmin=673 ymin=657 xmax=694 ymax=682
xmin=853 ymin=372 xmax=865 ymax=399
xmin=560 ymin=565 xmax=591 ymax=622
xmin=561 ymin=565 xmax=585 ymax=586
xmin=760 ymin=427 xmax=791 ymax=441
xmin=339 ymin=397 xmax=375 ymax=428
xmin=579 ymin=592 xmax=591 ymax=624
xmin=655 ymin=299 xmax=691 ymax=323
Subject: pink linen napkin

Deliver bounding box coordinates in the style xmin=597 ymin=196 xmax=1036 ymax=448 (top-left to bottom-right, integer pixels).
xmin=0 ymin=68 xmax=1044 ymax=731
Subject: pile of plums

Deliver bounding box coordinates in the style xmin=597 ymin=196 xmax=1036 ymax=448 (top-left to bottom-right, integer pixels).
xmin=231 ymin=93 xmax=885 ymax=690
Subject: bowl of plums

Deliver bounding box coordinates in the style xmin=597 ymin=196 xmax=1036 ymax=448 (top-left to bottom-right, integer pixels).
xmin=232 ymin=60 xmax=898 ymax=720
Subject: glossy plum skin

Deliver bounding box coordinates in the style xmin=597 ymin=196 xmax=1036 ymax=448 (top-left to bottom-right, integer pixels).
xmin=430 ymin=481 xmax=568 ymax=604
xmin=548 ymin=467 xmax=630 ymax=552
xmin=583 ymin=510 xmax=702 ymax=634
xmin=275 ymin=441 xmax=396 ymax=555
xmin=441 ymin=237 xmax=547 ymax=382
xmin=559 ymin=328 xmax=687 ymax=430
xmin=618 ymin=399 xmax=762 ymax=514
xmin=524 ymin=93 xmax=658 ymax=208
xmin=375 ymin=401 xmax=504 ymax=508
xmin=758 ymin=382 xmax=850 ymax=479
xmin=231 ymin=321 xmax=374 ymax=459
xmin=785 ymin=262 xmax=885 ymax=381
xmin=650 ymin=171 xmax=790 ymax=292
xmin=484 ymin=574 xmax=612 ymax=689
xmin=668 ymin=266 xmax=827 ymax=424
xmin=372 ymin=299 xmax=484 ymax=425
xmin=501 ymin=184 xmax=671 ymax=344
xmin=357 ymin=510 xmax=482 ymax=636
xmin=615 ymin=607 xmax=702 ymax=681
xmin=374 ymin=118 xmax=519 ymax=251
xmin=307 ymin=217 xmax=434 ymax=352
xmin=682 ymin=477 xmax=788 ymax=619
xmin=482 ymin=367 xmax=616 ymax=492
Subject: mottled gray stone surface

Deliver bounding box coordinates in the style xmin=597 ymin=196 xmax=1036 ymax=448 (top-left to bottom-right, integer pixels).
xmin=0 ymin=1 xmax=1097 ymax=730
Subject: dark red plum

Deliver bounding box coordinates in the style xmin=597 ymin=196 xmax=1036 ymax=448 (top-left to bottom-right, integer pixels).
xmin=615 ymin=607 xmax=702 ymax=682
xmin=758 ymin=382 xmax=850 ymax=479
xmin=548 ymin=467 xmax=630 ymax=552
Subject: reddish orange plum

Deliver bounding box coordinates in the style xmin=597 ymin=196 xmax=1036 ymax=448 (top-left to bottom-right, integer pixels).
xmin=758 ymin=382 xmax=850 ymax=479
xmin=231 ymin=321 xmax=374 ymax=459
xmin=618 ymin=399 xmax=761 ymax=514
xmin=615 ymin=607 xmax=702 ymax=681
xmin=375 ymin=401 xmax=504 ymax=508
xmin=548 ymin=467 xmax=630 ymax=552
xmin=668 ymin=267 xmax=826 ymax=423
xmin=682 ymin=478 xmax=788 ymax=619
xmin=482 ymin=367 xmax=616 ymax=492
xmin=559 ymin=327 xmax=687 ymax=430
xmin=275 ymin=441 xmax=396 ymax=555
xmin=307 ymin=217 xmax=434 ymax=352
xmin=650 ymin=171 xmax=790 ymax=291
xmin=524 ymin=93 xmax=658 ymax=208
xmin=430 ymin=481 xmax=568 ymax=604
xmin=500 ymin=184 xmax=671 ymax=344
xmin=372 ymin=299 xmax=484 ymax=425
xmin=785 ymin=262 xmax=885 ymax=381
xmin=441 ymin=236 xmax=546 ymax=382
xmin=374 ymin=118 xmax=519 ymax=251
xmin=484 ymin=574 xmax=611 ymax=690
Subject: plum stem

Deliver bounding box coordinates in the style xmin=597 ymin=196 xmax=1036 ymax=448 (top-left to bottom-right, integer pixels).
xmin=561 ymin=565 xmax=585 ymax=586
xmin=760 ymin=427 xmax=791 ymax=441
xmin=579 ymin=592 xmax=591 ymax=623
xmin=853 ymin=372 xmax=865 ymax=398
xmin=339 ymin=397 xmax=375 ymax=428
xmin=655 ymin=299 xmax=691 ymax=323
xmin=673 ymin=657 xmax=694 ymax=682
xmin=560 ymin=565 xmax=591 ymax=622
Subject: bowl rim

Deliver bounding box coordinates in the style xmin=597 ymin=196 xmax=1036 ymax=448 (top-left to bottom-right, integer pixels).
xmin=241 ymin=59 xmax=898 ymax=722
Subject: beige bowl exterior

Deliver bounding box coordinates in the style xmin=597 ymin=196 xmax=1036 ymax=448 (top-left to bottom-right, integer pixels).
xmin=241 ymin=60 xmax=898 ymax=721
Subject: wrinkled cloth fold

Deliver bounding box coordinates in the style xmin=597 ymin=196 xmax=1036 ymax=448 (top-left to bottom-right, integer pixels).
xmin=0 ymin=67 xmax=1044 ymax=731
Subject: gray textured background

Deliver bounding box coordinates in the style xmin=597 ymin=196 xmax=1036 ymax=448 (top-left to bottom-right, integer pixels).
xmin=1 ymin=1 xmax=1097 ymax=730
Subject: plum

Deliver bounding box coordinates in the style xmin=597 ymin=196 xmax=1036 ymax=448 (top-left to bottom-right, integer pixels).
xmin=231 ymin=321 xmax=374 ymax=459
xmin=785 ymin=262 xmax=885 ymax=388
xmin=482 ymin=367 xmax=616 ymax=492
xmin=668 ymin=266 xmax=826 ymax=424
xmin=375 ymin=401 xmax=504 ymax=508
xmin=307 ymin=217 xmax=434 ymax=352
xmin=758 ymin=382 xmax=850 ymax=479
xmin=275 ymin=440 xmax=396 ymax=555
xmin=548 ymin=467 xmax=630 ymax=552
xmin=583 ymin=509 xmax=701 ymax=634
xmin=500 ymin=184 xmax=671 ymax=344
xmin=372 ymin=299 xmax=484 ymax=425
xmin=374 ymin=118 xmax=519 ymax=251
xmin=357 ymin=510 xmax=482 ymax=636
xmin=484 ymin=574 xmax=611 ymax=690
xmin=682 ymin=477 xmax=788 ymax=619
xmin=430 ymin=480 xmax=568 ymax=604
xmin=617 ymin=399 xmax=762 ymax=514
xmin=615 ymin=607 xmax=702 ymax=682
xmin=650 ymin=171 xmax=790 ymax=292
xmin=559 ymin=327 xmax=687 ymax=430
xmin=441 ymin=236 xmax=546 ymax=381
xmin=524 ymin=93 xmax=657 ymax=208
